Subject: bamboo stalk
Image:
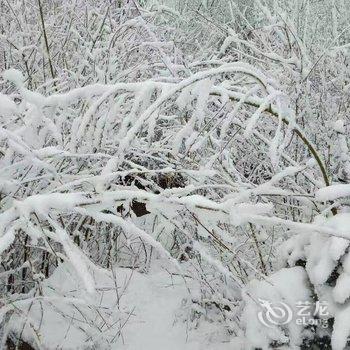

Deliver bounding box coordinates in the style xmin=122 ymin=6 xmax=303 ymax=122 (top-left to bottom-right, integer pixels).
xmin=37 ymin=0 xmax=55 ymax=81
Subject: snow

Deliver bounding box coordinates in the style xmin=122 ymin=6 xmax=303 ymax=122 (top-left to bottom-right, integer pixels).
xmin=243 ymin=92 xmax=281 ymax=138
xmin=2 ymin=69 xmax=25 ymax=86
xmin=324 ymin=213 xmax=350 ymax=238
xmin=2 ymin=1 xmax=350 ymax=349
xmin=227 ymin=202 xmax=274 ymax=226
xmin=334 ymin=119 xmax=345 ymax=133
xmin=329 ymin=236 xmax=349 ymax=261
xmin=332 ymin=303 xmax=350 ymax=350
xmin=316 ymin=184 xmax=350 ymax=201
xmin=0 ymin=93 xmax=17 ymax=117
xmin=6 ymin=262 xmax=244 ymax=350
xmin=118 ymin=62 xmax=270 ymax=157
xmin=333 ymin=272 xmax=350 ymax=303
xmin=279 ymin=213 xmax=350 ymax=350
xmin=243 ymin=267 xmax=312 ymax=349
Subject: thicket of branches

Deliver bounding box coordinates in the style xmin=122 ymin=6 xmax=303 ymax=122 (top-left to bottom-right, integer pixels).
xmin=1 ymin=0 xmax=350 ymax=349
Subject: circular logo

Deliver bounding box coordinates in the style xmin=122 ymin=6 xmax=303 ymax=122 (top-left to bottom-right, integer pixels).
xmin=257 ymin=298 xmax=293 ymax=328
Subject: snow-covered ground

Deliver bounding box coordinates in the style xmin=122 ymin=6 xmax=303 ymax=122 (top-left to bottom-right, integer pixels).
xmin=8 ymin=262 xmax=244 ymax=349
xmin=2 ymin=0 xmax=350 ymax=348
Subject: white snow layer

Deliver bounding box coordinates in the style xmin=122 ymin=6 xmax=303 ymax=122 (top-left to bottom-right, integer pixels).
xmin=6 ymin=262 xmax=245 ymax=350
xmin=280 ymin=213 xmax=350 ymax=350
xmin=243 ymin=267 xmax=312 ymax=349
xmin=315 ymin=184 xmax=350 ymax=201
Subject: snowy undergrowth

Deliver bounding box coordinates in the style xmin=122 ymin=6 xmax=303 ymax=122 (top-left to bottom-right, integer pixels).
xmin=1 ymin=1 xmax=350 ymax=349
xmin=280 ymin=213 xmax=350 ymax=350
xmin=6 ymin=261 xmax=246 ymax=350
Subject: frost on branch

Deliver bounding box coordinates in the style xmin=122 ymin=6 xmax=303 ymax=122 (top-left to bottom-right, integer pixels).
xmin=1 ymin=0 xmax=350 ymax=349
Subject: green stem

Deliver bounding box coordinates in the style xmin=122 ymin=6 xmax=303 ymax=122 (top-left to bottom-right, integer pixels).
xmin=212 ymin=91 xmax=337 ymax=215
